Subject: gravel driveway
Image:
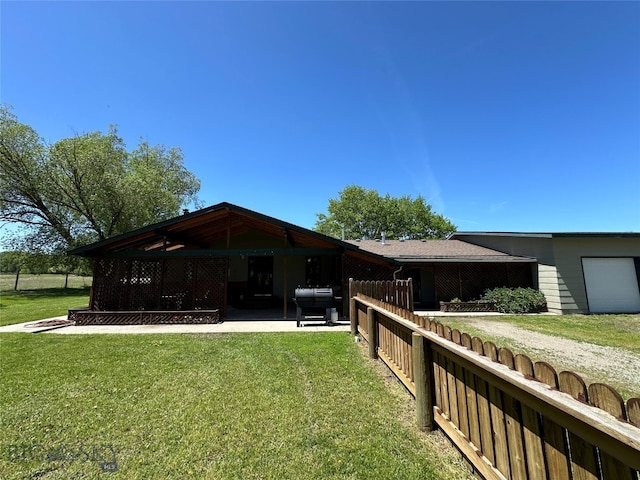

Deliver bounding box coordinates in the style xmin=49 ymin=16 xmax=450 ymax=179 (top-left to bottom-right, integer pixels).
xmin=456 ymin=318 xmax=640 ymax=397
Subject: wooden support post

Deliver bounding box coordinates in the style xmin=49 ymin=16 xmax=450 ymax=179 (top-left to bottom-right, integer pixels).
xmin=408 ymin=277 xmax=414 ymax=311
xmin=283 ymin=256 xmax=288 ymax=319
xmin=349 ymin=278 xmax=358 ymax=335
xmin=367 ymin=307 xmax=378 ymax=359
xmin=412 ymin=332 xmax=434 ymax=431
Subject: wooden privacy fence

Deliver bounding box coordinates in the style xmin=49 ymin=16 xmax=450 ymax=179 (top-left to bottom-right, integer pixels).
xmin=349 ymin=293 xmax=640 ymax=480
xmin=349 ymin=278 xmax=414 ymax=311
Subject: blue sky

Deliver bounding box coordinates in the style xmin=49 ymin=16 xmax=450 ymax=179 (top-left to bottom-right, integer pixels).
xmin=2 ymin=1 xmax=639 ymax=233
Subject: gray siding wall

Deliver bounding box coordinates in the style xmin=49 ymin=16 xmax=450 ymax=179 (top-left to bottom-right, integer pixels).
xmin=537 ymin=264 xmax=562 ymax=314
xmin=551 ymin=237 xmax=640 ymax=314
xmin=453 ymin=235 xmax=555 ymax=264
xmin=456 ymin=234 xmax=640 ymax=314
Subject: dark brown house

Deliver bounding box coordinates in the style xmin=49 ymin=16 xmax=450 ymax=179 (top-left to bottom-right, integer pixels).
xmin=68 ymin=202 xmax=535 ymax=322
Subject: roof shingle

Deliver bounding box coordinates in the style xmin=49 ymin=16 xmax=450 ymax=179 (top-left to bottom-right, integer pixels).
xmin=345 ymin=239 xmax=535 ymax=263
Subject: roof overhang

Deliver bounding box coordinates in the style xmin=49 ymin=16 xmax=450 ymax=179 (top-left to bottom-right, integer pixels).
xmin=67 ymin=202 xmax=396 ymax=265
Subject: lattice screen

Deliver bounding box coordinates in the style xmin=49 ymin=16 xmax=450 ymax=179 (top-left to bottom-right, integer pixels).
xmin=91 ymin=256 xmax=228 ymax=314
xmin=92 ymin=258 xmax=128 ymax=310
xmin=343 ymin=253 xmax=395 ymax=282
xmin=480 ymin=263 xmax=508 ymax=293
xmin=194 ymin=257 xmax=228 ymax=312
xmin=459 ymin=263 xmax=483 ymax=300
xmin=434 ymin=263 xmax=535 ymax=302
xmin=507 ymin=263 xmax=534 ymax=288
xmin=434 ymin=264 xmax=461 ymax=302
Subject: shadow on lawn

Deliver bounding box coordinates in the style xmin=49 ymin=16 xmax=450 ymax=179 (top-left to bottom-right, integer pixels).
xmin=0 ymin=287 xmax=91 ymax=301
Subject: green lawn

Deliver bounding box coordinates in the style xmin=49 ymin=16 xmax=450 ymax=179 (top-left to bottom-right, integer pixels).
xmin=0 ymin=288 xmax=90 ymax=326
xmin=0 ymin=333 xmax=469 ymax=480
xmin=441 ymin=314 xmax=640 ymax=354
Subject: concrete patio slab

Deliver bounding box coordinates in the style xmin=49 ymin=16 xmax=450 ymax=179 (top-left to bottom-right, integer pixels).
xmin=0 ymin=316 xmax=351 ymax=334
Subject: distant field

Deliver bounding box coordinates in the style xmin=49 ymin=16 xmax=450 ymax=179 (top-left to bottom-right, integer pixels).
xmin=0 ymin=273 xmax=92 ymax=291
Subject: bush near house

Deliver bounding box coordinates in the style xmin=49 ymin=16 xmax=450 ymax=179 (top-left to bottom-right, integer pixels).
xmin=480 ymin=287 xmax=547 ymax=314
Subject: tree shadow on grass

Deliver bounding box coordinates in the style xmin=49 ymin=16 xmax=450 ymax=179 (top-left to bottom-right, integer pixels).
xmin=0 ymin=287 xmax=91 ymax=301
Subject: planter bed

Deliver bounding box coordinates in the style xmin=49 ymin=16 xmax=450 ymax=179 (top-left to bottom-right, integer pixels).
xmin=439 ymin=301 xmax=497 ymax=313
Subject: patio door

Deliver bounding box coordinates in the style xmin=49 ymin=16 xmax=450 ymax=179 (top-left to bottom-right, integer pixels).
xmin=248 ymin=256 xmax=273 ymax=296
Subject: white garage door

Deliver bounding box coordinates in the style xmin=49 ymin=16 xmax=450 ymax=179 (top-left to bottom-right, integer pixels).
xmin=582 ymin=258 xmax=640 ymax=313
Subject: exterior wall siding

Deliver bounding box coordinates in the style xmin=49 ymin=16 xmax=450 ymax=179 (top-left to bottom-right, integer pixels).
xmin=455 ymin=234 xmax=640 ymax=314
xmin=551 ymin=237 xmax=640 ymax=314
xmin=537 ymin=264 xmax=562 ymax=314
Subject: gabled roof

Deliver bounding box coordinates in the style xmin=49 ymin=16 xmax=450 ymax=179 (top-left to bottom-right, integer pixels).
xmin=67 ymin=202 xmax=390 ymax=263
xmin=345 ymin=239 xmax=535 ymax=263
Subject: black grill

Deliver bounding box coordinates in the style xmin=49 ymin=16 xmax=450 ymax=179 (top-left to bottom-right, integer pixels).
xmin=294 ymin=286 xmax=334 ymax=327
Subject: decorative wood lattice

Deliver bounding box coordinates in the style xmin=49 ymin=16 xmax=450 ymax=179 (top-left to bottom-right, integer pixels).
xmin=70 ymin=309 xmax=220 ymax=325
xmin=434 ymin=264 xmax=460 ymax=302
xmin=435 ymin=263 xmax=533 ymax=302
xmin=343 ymin=254 xmax=395 ymax=283
xmin=91 ymin=257 xmax=228 ymax=317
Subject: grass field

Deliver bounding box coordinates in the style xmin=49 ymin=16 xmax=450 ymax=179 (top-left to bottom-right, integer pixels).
xmin=0 ymin=273 xmax=92 ymax=291
xmin=0 ymin=288 xmax=90 ymax=326
xmin=0 ymin=273 xmax=92 ymax=326
xmin=0 ymin=333 xmax=470 ymax=480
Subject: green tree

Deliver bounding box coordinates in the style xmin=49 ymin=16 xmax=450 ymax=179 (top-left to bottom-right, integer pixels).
xmin=0 ymin=105 xmax=201 ymax=253
xmin=0 ymin=251 xmax=25 ymax=273
xmin=314 ymin=185 xmax=456 ymax=240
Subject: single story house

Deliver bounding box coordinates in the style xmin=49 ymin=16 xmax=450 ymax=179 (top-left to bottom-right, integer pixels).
xmin=344 ymin=238 xmax=536 ymax=309
xmin=68 ymin=202 xmax=535 ymax=322
xmin=450 ymin=232 xmax=640 ymax=314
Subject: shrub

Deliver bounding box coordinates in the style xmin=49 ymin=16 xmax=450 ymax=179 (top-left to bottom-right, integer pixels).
xmin=480 ymin=287 xmax=547 ymax=314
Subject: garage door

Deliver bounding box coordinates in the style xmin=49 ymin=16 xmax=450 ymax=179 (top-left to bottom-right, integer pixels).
xmin=582 ymin=258 xmax=640 ymax=313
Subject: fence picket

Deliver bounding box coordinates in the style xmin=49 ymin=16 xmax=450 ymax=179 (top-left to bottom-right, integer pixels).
xmin=499 ymin=347 xmax=515 ymax=369
xmin=446 ymin=353 xmax=460 ymax=427
xmin=588 ymin=384 xmax=636 ymax=480
xmin=482 ymin=341 xmax=510 ymax=475
xmin=514 ymin=354 xmax=548 ymax=480
xmin=455 ymin=361 xmax=470 ymax=439
xmin=628 ymin=398 xmax=640 ymax=429
xmin=438 ymin=352 xmax=451 ymax=419
xmin=558 ymin=371 xmax=600 ymax=480
xmin=489 ymin=381 xmax=511 ymax=477
xmin=534 ymin=362 xmax=572 ymax=480
xmin=497 ymin=348 xmax=527 ymax=479
xmin=464 ymin=365 xmax=482 ymax=451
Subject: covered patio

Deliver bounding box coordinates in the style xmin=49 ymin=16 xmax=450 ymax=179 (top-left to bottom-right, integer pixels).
xmin=68 ymin=202 xmax=395 ymax=324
